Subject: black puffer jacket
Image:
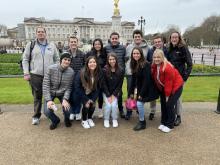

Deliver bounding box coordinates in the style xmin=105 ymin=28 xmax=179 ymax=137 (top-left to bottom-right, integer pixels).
xmin=102 ymin=66 xmax=124 ymax=97
xmin=128 ymin=63 xmax=159 ymax=102
xmin=167 ymin=45 xmax=192 ymax=81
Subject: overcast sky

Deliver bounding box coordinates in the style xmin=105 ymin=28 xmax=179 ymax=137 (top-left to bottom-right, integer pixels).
xmin=1 ymin=0 xmax=219 ymax=34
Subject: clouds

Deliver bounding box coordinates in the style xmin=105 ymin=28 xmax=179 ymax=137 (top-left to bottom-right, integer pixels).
xmin=0 ymin=0 xmax=219 ymax=34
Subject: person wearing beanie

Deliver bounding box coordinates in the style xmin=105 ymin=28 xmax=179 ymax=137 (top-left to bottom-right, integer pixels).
xmin=43 ymin=52 xmax=74 ymax=130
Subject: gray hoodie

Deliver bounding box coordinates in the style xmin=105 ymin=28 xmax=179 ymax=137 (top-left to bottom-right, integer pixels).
xmin=125 ymin=40 xmax=149 ymax=75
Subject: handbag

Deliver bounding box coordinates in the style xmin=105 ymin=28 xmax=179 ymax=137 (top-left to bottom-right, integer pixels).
xmin=125 ymin=98 xmax=137 ymax=110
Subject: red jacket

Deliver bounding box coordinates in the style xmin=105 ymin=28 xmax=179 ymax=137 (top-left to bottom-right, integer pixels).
xmin=151 ymin=63 xmax=183 ymax=97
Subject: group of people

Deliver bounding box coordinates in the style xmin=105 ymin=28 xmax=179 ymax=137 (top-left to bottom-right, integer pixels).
xmin=22 ymin=26 xmax=192 ymax=133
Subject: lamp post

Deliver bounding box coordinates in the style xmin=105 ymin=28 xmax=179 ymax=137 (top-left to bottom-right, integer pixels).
xmin=138 ymin=16 xmax=145 ymax=33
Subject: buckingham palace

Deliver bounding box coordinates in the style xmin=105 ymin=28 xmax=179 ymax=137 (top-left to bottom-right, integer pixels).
xmin=17 ymin=16 xmax=135 ymax=46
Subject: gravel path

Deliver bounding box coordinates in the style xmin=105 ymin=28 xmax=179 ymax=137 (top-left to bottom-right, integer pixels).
xmin=0 ymin=102 xmax=219 ymax=165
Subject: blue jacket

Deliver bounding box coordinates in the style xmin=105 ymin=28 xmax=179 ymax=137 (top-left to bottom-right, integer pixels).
xmin=147 ymin=46 xmax=169 ymax=63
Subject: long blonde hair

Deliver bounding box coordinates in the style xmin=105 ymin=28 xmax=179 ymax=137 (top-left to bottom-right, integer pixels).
xmin=152 ymin=49 xmax=172 ymax=71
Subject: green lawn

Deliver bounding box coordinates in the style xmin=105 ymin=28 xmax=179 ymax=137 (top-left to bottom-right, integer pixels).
xmin=0 ymin=77 xmax=219 ymax=104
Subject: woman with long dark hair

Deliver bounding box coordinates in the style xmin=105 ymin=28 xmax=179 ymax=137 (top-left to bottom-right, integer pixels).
xmin=102 ymin=53 xmax=123 ymax=128
xmin=75 ymin=56 xmax=102 ymax=129
xmin=167 ymin=31 xmax=192 ymax=126
xmin=128 ymin=47 xmax=158 ymax=131
xmin=86 ymin=38 xmax=107 ymax=118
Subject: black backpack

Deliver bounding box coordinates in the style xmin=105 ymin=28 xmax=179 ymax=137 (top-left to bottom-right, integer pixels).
xmin=19 ymin=40 xmax=36 ymax=71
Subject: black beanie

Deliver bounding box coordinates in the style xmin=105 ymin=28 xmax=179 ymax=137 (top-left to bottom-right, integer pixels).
xmin=60 ymin=52 xmax=71 ymax=63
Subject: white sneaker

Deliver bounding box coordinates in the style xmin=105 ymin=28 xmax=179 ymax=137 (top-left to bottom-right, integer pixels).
xmin=98 ymin=109 xmax=103 ymax=118
xmin=161 ymin=126 xmax=172 ymax=133
xmin=81 ymin=120 xmax=90 ymax=129
xmin=87 ymin=119 xmax=95 ymax=127
xmin=104 ymin=120 xmax=110 ymax=128
xmin=75 ymin=113 xmax=81 ymax=121
xmin=158 ymin=124 xmax=165 ymax=130
xmin=69 ymin=114 xmax=75 ymax=121
xmin=32 ymin=118 xmax=40 ymax=125
xmin=112 ymin=120 xmax=118 ymax=128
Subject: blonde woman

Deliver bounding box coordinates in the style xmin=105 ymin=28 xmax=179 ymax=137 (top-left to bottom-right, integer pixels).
xmin=151 ymin=49 xmax=184 ymax=133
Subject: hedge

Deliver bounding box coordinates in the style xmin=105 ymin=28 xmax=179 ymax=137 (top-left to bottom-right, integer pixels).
xmin=0 ymin=54 xmax=22 ymax=63
xmin=0 ymin=63 xmax=23 ymax=75
xmin=192 ymin=64 xmax=220 ymax=73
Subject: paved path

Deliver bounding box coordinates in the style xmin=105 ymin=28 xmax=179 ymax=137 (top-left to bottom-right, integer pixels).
xmin=0 ymin=102 xmax=219 ymax=165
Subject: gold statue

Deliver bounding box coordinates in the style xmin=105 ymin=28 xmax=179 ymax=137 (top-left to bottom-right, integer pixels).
xmin=114 ymin=0 xmax=120 ymax=16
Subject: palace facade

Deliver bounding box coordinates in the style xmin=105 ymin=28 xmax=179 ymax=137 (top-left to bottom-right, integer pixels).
xmin=17 ymin=17 xmax=135 ymax=46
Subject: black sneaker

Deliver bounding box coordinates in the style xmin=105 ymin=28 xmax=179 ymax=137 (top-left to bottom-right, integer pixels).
xmin=148 ymin=113 xmax=154 ymax=120
xmin=49 ymin=119 xmax=60 ymax=130
xmin=174 ymin=115 xmax=181 ymax=126
xmin=65 ymin=119 xmax=72 ymax=127
xmin=120 ymin=111 xmax=125 ymax=118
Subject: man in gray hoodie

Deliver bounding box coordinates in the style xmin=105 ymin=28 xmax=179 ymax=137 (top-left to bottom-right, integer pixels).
xmin=125 ymin=29 xmax=154 ymax=120
xmin=22 ymin=26 xmax=59 ymax=125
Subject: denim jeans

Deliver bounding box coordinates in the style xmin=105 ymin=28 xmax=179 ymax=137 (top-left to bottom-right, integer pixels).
xmin=136 ymin=101 xmax=145 ymax=121
xmin=44 ymin=96 xmax=70 ymax=124
xmin=103 ymin=94 xmax=118 ymax=120
xmin=70 ymin=91 xmax=82 ymax=115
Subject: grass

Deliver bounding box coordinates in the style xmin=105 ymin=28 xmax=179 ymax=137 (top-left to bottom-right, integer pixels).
xmin=0 ymin=77 xmax=219 ymax=104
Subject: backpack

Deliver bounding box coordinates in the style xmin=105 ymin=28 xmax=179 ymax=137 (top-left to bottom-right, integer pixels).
xmin=19 ymin=40 xmax=36 ymax=71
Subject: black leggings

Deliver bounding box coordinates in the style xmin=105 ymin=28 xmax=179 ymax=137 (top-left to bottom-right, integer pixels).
xmin=82 ymin=104 xmax=95 ymax=121
xmin=160 ymin=86 xmax=183 ymax=129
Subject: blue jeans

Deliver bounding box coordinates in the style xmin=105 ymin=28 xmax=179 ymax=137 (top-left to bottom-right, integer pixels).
xmin=70 ymin=91 xmax=82 ymax=115
xmin=103 ymin=94 xmax=118 ymax=120
xmin=136 ymin=101 xmax=145 ymax=121
xmin=44 ymin=96 xmax=70 ymax=124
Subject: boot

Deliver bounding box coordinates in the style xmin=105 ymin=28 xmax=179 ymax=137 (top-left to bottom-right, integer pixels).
xmin=148 ymin=113 xmax=154 ymax=120
xmin=133 ymin=120 xmax=146 ymax=131
xmin=174 ymin=115 xmax=181 ymax=126
xmin=125 ymin=110 xmax=132 ymax=120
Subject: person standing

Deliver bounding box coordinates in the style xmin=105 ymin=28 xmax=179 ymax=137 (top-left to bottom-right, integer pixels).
xmin=22 ymin=26 xmax=59 ymax=125
xmin=146 ymin=35 xmax=168 ymax=120
xmin=125 ymin=29 xmax=149 ymax=120
xmin=151 ymin=49 xmax=183 ymax=133
xmin=75 ymin=56 xmax=102 ymax=129
xmin=102 ymin=53 xmax=123 ymax=128
xmin=167 ymin=31 xmax=192 ymax=126
xmin=128 ymin=47 xmax=158 ymax=131
xmin=86 ymin=38 xmax=107 ymax=118
xmin=105 ymin=32 xmax=126 ymax=118
xmin=67 ymin=36 xmax=86 ymax=121
xmin=43 ymin=53 xmax=74 ymax=130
